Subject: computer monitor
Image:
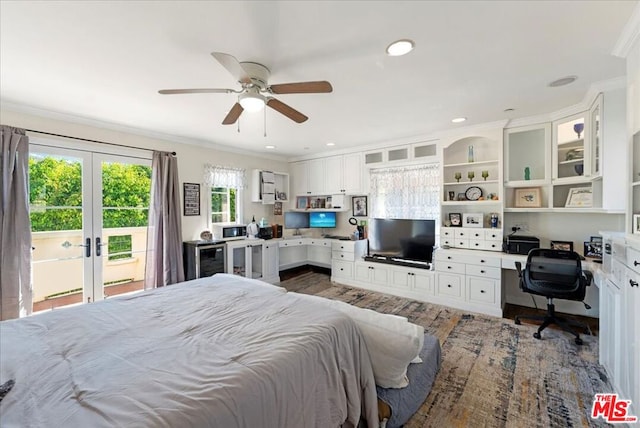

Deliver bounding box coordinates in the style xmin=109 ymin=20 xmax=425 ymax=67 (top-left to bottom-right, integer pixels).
xmin=284 ymin=211 xmax=309 ymax=229
xmin=309 ymin=212 xmax=336 ymax=228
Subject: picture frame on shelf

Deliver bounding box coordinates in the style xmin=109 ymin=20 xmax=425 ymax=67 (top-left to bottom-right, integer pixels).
xmin=633 ymin=214 xmax=640 ymax=235
xmin=449 ymin=212 xmax=462 ymax=227
xmin=352 ymin=196 xmax=368 ymax=217
xmin=514 ymin=187 xmax=541 ymax=208
xmin=462 ymin=212 xmax=483 ymax=228
xmin=550 ymin=240 xmax=573 ymax=251
xmin=296 ymin=196 xmax=308 ymax=210
xmin=565 ymin=187 xmax=592 ymax=208
xmin=584 ymin=241 xmax=602 ymax=259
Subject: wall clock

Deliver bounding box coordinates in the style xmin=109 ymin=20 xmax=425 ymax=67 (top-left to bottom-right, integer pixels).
xmin=465 ymin=186 xmax=483 ymax=201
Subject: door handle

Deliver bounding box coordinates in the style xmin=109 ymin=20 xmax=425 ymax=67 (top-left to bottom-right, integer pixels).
xmin=96 ymin=237 xmax=102 ymax=257
xmin=74 ymin=238 xmax=91 ymax=257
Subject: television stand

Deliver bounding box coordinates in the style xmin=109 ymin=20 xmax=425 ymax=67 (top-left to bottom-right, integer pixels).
xmin=364 ymin=255 xmax=432 ymax=270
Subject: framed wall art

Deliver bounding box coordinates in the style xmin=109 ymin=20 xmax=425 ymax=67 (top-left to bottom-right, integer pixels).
xmin=183 ymin=183 xmax=200 ymax=216
xmin=514 ymin=187 xmax=541 ymax=208
xmin=565 ymin=187 xmax=593 ymax=208
xmin=352 ymin=196 xmax=368 ymax=217
xmin=462 ymin=212 xmax=483 ymax=228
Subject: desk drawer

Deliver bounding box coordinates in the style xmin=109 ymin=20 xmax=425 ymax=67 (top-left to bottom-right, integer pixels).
xmin=467 ymin=276 xmax=497 ymax=304
xmin=483 ymin=241 xmax=502 ymax=252
xmin=332 ymin=250 xmax=355 ymax=261
xmin=466 ymin=264 xmax=501 ymax=279
xmin=484 ymin=230 xmax=503 ymax=241
xmin=279 ymin=240 xmax=305 ymax=248
xmin=469 ymin=239 xmax=484 ymax=250
xmin=436 ymin=273 xmax=463 ymax=299
xmin=435 ymin=260 xmax=465 ymax=275
xmin=626 ymin=247 xmax=640 ymax=276
xmin=332 ymin=241 xmax=356 ymax=252
xmin=455 ymin=238 xmax=470 ymax=249
xmin=332 ymin=260 xmax=353 ymax=278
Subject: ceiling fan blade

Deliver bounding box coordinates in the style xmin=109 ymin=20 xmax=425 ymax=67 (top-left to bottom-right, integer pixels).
xmin=269 ymin=81 xmax=333 ymax=94
xmin=211 ymin=52 xmax=251 ymax=84
xmin=158 ymin=88 xmax=235 ymax=95
xmin=266 ymin=98 xmax=308 ymax=123
xmin=222 ymin=103 xmax=244 ymax=125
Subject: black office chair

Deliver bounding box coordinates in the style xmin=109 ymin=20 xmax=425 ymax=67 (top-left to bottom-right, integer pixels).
xmin=514 ymin=248 xmax=593 ymax=345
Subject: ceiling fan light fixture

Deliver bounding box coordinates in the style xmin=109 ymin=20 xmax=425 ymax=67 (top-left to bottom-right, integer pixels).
xmin=239 ymin=91 xmax=265 ymax=112
xmin=386 ymin=39 xmax=415 ymax=56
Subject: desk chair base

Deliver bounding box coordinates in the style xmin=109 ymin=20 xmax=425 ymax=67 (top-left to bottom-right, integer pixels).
xmin=514 ymin=300 xmax=591 ymax=346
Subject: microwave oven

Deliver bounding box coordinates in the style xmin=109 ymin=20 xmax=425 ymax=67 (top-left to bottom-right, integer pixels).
xmin=212 ymin=224 xmax=247 ymax=240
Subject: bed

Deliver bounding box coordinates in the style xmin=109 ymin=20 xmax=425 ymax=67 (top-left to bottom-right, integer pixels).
xmin=0 ymin=274 xmax=379 ymax=427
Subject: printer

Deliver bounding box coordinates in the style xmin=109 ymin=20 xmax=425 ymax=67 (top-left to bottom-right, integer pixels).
xmin=503 ymin=235 xmax=540 ymax=255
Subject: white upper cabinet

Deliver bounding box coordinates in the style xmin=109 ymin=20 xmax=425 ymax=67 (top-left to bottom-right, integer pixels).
xmin=552 ymin=111 xmax=590 ymax=182
xmin=504 ymin=123 xmax=551 ymax=187
xmin=290 ymin=153 xmax=363 ymax=196
xmin=590 ymin=93 xmax=603 ymax=179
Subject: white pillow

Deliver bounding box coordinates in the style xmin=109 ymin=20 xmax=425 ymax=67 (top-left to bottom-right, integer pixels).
xmin=293 ymin=293 xmax=424 ymax=388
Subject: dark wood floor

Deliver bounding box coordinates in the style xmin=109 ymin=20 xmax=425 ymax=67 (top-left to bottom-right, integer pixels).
xmin=280 ymin=267 xmax=599 ymax=335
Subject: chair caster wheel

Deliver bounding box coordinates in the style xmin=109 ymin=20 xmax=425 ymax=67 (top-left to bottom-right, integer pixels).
xmin=533 ymin=332 xmax=541 ymax=340
xmin=515 ymin=318 xmax=521 ymax=325
xmin=575 ymin=338 xmax=583 ymax=345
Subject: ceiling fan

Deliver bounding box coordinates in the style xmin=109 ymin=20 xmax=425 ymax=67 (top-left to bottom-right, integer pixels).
xmin=158 ymin=52 xmax=333 ymax=125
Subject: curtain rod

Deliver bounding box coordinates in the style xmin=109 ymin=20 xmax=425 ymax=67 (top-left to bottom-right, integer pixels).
xmin=24 ymin=129 xmax=176 ymax=156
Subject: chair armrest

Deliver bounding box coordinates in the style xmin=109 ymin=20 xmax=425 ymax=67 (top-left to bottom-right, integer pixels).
xmin=582 ymin=270 xmax=593 ymax=287
xmin=514 ymin=261 xmax=522 ymax=277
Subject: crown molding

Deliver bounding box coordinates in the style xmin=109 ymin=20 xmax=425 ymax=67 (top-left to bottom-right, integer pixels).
xmin=612 ymin=1 xmax=640 ymax=58
xmin=0 ymin=101 xmax=289 ymax=162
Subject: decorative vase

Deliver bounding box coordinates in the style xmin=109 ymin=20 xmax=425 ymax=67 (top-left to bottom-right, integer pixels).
xmin=524 ymin=167 xmax=530 ymax=180
xmin=468 ymin=145 xmax=474 ymax=163
xmin=573 ymin=123 xmax=584 ymax=139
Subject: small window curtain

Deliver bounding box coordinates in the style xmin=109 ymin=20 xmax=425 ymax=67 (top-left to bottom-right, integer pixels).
xmin=369 ymin=163 xmax=440 ymax=224
xmin=0 ymin=125 xmax=32 ymax=320
xmin=145 ymin=151 xmax=184 ymax=289
xmin=203 ymin=164 xmax=247 ymax=189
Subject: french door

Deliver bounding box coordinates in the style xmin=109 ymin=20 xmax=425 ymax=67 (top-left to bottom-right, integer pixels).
xmin=30 ymin=143 xmax=151 ymax=311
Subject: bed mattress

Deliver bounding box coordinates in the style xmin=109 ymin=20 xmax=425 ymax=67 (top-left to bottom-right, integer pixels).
xmin=0 ymin=274 xmax=378 ymax=427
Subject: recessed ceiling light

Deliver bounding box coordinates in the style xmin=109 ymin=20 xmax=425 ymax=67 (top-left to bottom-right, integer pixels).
xmin=326 ymin=142 xmax=335 ymax=147
xmin=451 ymin=117 xmax=467 ymax=123
xmin=265 ymin=145 xmax=276 ymax=149
xmin=548 ymin=75 xmax=578 ymax=87
xmin=386 ymin=39 xmax=415 ymax=56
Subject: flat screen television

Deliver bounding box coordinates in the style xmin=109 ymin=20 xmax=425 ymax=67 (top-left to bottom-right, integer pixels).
xmin=367 ymin=218 xmax=436 ymax=262
xmin=284 ymin=211 xmax=309 ymax=229
xmin=309 ymin=212 xmax=336 ymax=228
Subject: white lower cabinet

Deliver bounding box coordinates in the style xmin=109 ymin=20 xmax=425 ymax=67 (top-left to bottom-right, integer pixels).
xmin=433 ymin=249 xmax=503 ymax=317
xmin=262 ymin=242 xmax=280 ymax=284
xmin=332 ymin=259 xmax=354 ymax=281
xmin=330 ymin=240 xmax=367 ymax=283
xmin=226 ymin=240 xmax=264 ymax=280
xmin=349 ymin=261 xmax=434 ymax=302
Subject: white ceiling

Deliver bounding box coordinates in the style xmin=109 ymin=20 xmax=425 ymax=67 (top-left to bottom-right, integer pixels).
xmin=0 ymin=1 xmax=636 ymax=159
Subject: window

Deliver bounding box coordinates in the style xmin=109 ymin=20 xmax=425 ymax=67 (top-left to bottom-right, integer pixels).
xmin=204 ymin=164 xmax=246 ymax=224
xmin=369 ymin=163 xmax=440 ymax=225
xmin=210 ymin=187 xmax=237 ymax=223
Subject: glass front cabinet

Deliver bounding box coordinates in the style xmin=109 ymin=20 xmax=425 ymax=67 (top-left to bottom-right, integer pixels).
xmin=553 ymin=112 xmax=590 ymax=182
xmin=590 ymin=93 xmax=603 ymax=179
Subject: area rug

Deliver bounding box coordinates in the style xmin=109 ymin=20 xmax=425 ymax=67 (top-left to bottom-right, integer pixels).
xmin=281 ymin=272 xmax=613 ymax=428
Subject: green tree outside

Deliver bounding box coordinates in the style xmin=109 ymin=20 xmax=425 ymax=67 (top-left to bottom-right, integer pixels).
xmin=29 ymin=156 xmax=151 ymax=232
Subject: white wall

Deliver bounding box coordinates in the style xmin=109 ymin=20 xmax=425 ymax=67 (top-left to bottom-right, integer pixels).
xmin=0 ymin=108 xmax=290 ymax=241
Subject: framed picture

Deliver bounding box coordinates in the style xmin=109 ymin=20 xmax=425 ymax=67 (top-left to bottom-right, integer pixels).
xmin=514 ymin=187 xmax=541 ymax=208
xmin=565 ymin=187 xmax=593 ymax=208
xmin=296 ymin=196 xmax=308 ymax=210
xmin=183 ymin=183 xmax=200 ymax=216
xmin=550 ymin=240 xmax=573 ymax=251
xmin=449 ymin=212 xmax=462 ymax=227
xmin=584 ymin=241 xmax=603 ymax=259
xmin=633 ymin=214 xmax=640 ymax=235
xmin=273 ymin=201 xmax=283 ymax=216
xmin=352 ymin=196 xmax=368 ymax=216
xmin=462 ymin=212 xmax=483 ymax=228
xmin=276 ymin=191 xmax=287 ymax=201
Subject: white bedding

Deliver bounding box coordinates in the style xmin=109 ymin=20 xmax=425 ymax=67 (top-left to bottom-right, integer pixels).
xmin=0 ymin=274 xmax=378 ymax=427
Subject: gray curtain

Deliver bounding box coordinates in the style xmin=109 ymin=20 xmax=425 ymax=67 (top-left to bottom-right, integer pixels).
xmin=0 ymin=125 xmax=32 ymax=320
xmin=145 ymin=151 xmax=184 ymax=289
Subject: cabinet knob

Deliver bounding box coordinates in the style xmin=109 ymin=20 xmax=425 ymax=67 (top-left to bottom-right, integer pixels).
xmin=480 ymin=290 xmax=485 ymax=293
xmin=480 ymin=260 xmax=485 ymax=263
xmin=447 ymin=284 xmax=452 ymax=288
xmin=631 ymin=279 xmax=639 ymax=288
xmin=447 ymin=266 xmax=452 ymax=269
xmin=634 ymin=261 xmax=639 ymax=267
xmin=447 ymin=256 xmax=452 ymax=260
xmin=480 ymin=270 xmax=485 ymax=274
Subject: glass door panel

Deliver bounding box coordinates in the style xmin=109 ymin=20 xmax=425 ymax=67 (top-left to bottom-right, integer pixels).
xmin=29 ymin=146 xmax=92 ymax=311
xmin=554 ymin=115 xmax=587 ymax=180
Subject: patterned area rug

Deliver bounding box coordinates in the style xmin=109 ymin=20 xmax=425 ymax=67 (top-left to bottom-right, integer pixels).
xmin=281 ymin=272 xmax=613 ymax=428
